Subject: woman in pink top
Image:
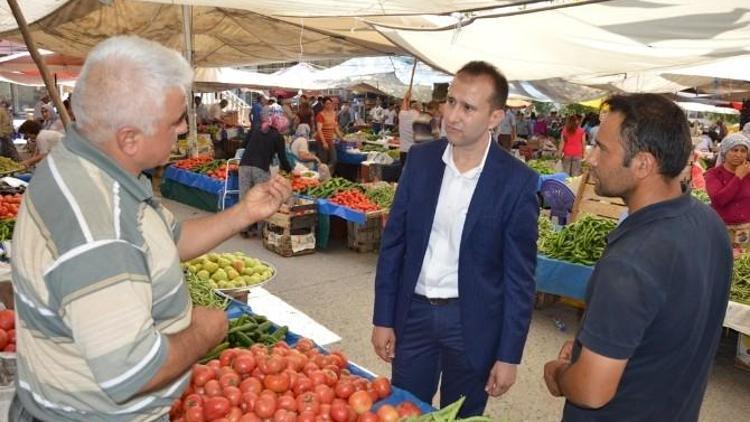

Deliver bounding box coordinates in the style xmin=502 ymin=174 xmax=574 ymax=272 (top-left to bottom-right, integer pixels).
xmin=558 ymin=115 xmax=586 ymax=176
xmin=705 ymin=133 xmax=750 ymax=253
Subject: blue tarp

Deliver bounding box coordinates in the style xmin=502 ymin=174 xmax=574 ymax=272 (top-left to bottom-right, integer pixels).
xmin=336 ymin=144 xmax=368 ymax=165
xmin=316 ymin=198 xmax=367 ymax=224
xmin=163 ymin=166 xmax=238 ymax=208
xmin=224 ymin=298 xmax=434 ymax=413
xmin=535 ymin=254 xmax=593 ymax=300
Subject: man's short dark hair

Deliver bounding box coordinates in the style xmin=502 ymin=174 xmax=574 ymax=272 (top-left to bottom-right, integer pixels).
xmin=603 ymin=94 xmax=692 ymax=179
xmin=456 ymin=61 xmax=509 ymax=110
xmin=18 ymin=120 xmax=41 ymax=137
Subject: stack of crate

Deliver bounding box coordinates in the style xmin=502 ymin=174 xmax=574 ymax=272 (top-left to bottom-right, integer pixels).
xmin=262 ymin=197 xmax=317 ymax=257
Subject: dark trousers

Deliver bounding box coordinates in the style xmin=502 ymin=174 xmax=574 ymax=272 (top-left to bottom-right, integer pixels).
xmin=372 ymin=122 xmax=383 ymax=133
xmin=392 ymin=296 xmax=489 ymax=417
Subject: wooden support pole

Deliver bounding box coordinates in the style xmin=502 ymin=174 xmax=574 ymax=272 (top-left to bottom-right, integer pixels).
xmin=7 ymin=0 xmax=71 ymax=126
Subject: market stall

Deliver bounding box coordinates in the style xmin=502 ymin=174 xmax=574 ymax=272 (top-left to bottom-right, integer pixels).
xmin=160 ymin=157 xmax=239 ymax=212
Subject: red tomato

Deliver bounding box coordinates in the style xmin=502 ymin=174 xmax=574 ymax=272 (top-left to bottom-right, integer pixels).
xmin=334 ymin=381 xmax=355 ymax=400
xmin=203 ymin=396 xmax=230 ymax=420
xmin=238 ymin=414 xmax=262 ymax=422
xmin=264 ymin=372 xmax=290 ymax=393
xmin=0 ymin=330 xmax=8 ymax=350
xmin=330 ymin=402 xmax=351 ymax=422
xmin=273 ymin=408 xmax=297 ymax=422
xmin=347 ymin=391 xmax=372 ymax=415
xmin=285 ymin=369 xmax=299 ymax=391
xmin=239 ymin=377 xmax=263 ymax=395
xmin=319 ymin=403 xmax=331 ymax=418
xmin=396 ymin=401 xmax=422 ymax=418
xmin=260 ymin=355 xmax=287 ymax=375
xmin=314 ymin=384 xmax=335 ymax=404
xmin=364 ymin=385 xmax=378 ymax=403
xmin=170 ymin=399 xmax=183 ymax=419
xmin=309 ymin=371 xmax=327 ymax=387
xmin=293 ymin=376 xmax=314 ymax=396
xmin=295 ymin=338 xmax=315 ymax=353
xmin=254 ymin=394 xmax=277 ymax=419
xmin=356 ymin=411 xmax=378 ymax=422
xmin=329 ymin=352 xmax=348 ymax=370
xmin=185 ymin=406 xmax=205 ymax=422
xmin=223 ymin=386 xmax=241 ymax=407
xmin=298 ymin=410 xmax=317 ymax=422
xmin=233 ymin=354 xmax=257 ymax=376
xmin=220 ymin=349 xmax=239 ymax=367
xmin=295 ymin=391 xmax=320 ymax=414
xmin=321 ymin=369 xmax=338 ymax=387
xmin=278 ymin=394 xmax=297 ymax=412
xmin=376 ymin=405 xmax=399 ymax=422
xmin=371 ymin=377 xmax=391 ymax=400
xmin=286 ymin=350 xmax=308 ymax=372
xmin=204 ymin=380 xmax=222 ymax=397
xmin=220 ymin=372 xmax=241 ymax=388
xmin=183 ymin=394 xmax=204 ymax=411
xmin=241 ymin=392 xmax=257 ymax=413
xmin=3 ymin=344 xmax=16 ymax=353
xmin=207 ymin=360 xmax=221 ymax=370
xmin=226 ymin=406 xmax=243 ymax=422
xmin=0 ymin=310 xmax=14 ymax=331
xmin=302 ymin=362 xmax=320 ymax=377
xmin=192 ymin=365 xmax=215 ymax=387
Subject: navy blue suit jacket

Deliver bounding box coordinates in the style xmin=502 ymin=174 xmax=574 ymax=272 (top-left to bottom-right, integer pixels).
xmin=373 ymin=139 xmax=539 ymax=372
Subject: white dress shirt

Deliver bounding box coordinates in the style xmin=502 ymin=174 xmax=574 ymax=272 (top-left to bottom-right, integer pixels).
xmin=414 ymin=134 xmax=491 ymax=298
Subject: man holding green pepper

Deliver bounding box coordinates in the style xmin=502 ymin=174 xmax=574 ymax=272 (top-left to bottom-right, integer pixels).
xmin=543 ymin=94 xmax=733 ymax=421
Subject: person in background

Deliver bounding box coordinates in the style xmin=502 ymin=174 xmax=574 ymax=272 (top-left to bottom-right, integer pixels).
xmin=267 ymin=98 xmax=284 ymax=118
xmin=315 ymin=97 xmax=343 ymax=173
xmin=39 ymin=107 xmax=55 ymax=131
xmin=17 ymin=119 xmax=64 ymax=168
xmin=370 ymin=101 xmax=385 ymax=134
xmin=558 ymin=115 xmax=586 ymax=176
xmin=312 ymin=95 xmax=324 ymax=118
xmin=251 ymin=95 xmax=265 ymax=129
xmin=281 ymin=99 xmax=295 ymax=123
xmin=515 ymin=111 xmax=529 ymax=140
xmin=384 ymin=104 xmax=397 ymax=132
xmin=295 ymin=98 xmax=315 ymax=132
xmin=337 ymin=102 xmax=353 ymax=133
xmin=208 ymin=99 xmax=228 ymax=123
xmin=0 ymin=102 xmax=19 ymax=161
xmin=495 ymin=107 xmax=516 ymax=150
xmin=9 ymin=35 xmax=291 ymax=422
xmin=289 ymin=123 xmax=321 ymax=170
xmin=194 ymin=95 xmax=209 ymax=125
xmin=412 ymin=102 xmax=435 ymax=144
xmin=544 ymin=94 xmax=732 ymax=422
xmin=239 ymin=113 xmax=293 ymax=237
xmin=33 ymin=94 xmax=55 ymax=122
xmin=398 ymin=93 xmax=420 ymax=165
xmin=548 ymin=111 xmax=562 ymax=140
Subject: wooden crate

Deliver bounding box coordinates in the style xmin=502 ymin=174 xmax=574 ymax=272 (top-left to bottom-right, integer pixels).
xmin=264 ymin=197 xmax=317 ymax=230
xmin=570 ymin=170 xmax=627 ymax=222
xmin=262 ymin=221 xmax=317 ymax=257
xmin=347 ymin=211 xmax=386 ymax=253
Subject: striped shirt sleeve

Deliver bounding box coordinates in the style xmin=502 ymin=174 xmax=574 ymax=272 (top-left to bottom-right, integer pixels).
xmin=45 ymin=240 xmax=169 ymax=403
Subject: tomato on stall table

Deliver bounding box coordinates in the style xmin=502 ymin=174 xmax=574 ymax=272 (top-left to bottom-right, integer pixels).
xmin=232 ymin=354 xmax=256 ymax=376
xmin=356 ymin=412 xmax=378 ymax=422
xmin=273 ymin=408 xmax=297 ymax=422
xmin=396 ymin=401 xmax=422 ymax=418
xmin=220 ymin=349 xmax=239 ymax=367
xmin=0 ymin=310 xmax=14 ymax=331
xmin=241 ymin=392 xmax=258 ymax=413
xmin=220 ymin=372 xmax=241 ymax=388
xmin=238 ymin=414 xmax=262 ymax=422
xmin=296 ymin=391 xmax=320 ymax=414
xmin=314 ymin=384 xmax=335 ymax=404
xmin=7 ymin=329 xmax=14 ymax=344
xmin=204 ymin=380 xmax=222 ymax=397
xmin=254 ymin=394 xmax=277 ymax=419
xmin=203 ymin=396 xmax=231 ymax=420
xmin=293 ymin=376 xmax=314 ymax=396
xmin=239 ymin=377 xmax=263 ymax=395
xmin=330 ymin=401 xmax=353 ymax=422
xmin=264 ymin=372 xmax=291 ymax=393
xmin=183 ymin=394 xmax=204 ymax=411
xmin=0 ymin=330 xmax=8 ymax=350
xmin=295 ymin=338 xmax=315 ymax=353
xmin=334 ymin=381 xmax=355 ymax=400
xmin=278 ymin=394 xmax=297 ymax=412
xmin=370 ymin=377 xmax=391 ymax=400
xmin=3 ymin=344 xmax=15 ymax=352
xmin=192 ymin=365 xmax=215 ymax=387
xmin=348 ymin=391 xmax=372 ymax=415
xmin=376 ymin=405 xmax=399 ymax=422
xmin=185 ymin=406 xmax=205 ymax=422
xmin=298 ymin=410 xmax=317 ymax=422
xmin=259 ymin=355 xmax=287 ymax=375
xmin=223 ymin=386 xmax=242 ymax=407
xmin=226 ymin=406 xmax=243 ymax=422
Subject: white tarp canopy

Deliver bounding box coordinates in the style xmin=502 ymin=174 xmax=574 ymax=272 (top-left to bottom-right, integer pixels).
xmin=0 ymin=50 xmax=80 ymax=86
xmin=372 ymin=0 xmax=750 ymax=81
xmin=676 ymin=101 xmax=740 ymax=115
xmin=271 ymin=63 xmax=329 ymax=91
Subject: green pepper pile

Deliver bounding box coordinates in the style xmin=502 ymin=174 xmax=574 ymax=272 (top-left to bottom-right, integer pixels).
xmin=538 ymin=214 xmax=617 ymax=266
xmin=690 ymin=189 xmax=711 ymax=204
xmin=302 ymin=177 xmax=357 ymax=198
xmin=526 ymin=159 xmax=556 ymax=175
xmin=0 ymin=157 xmax=23 ymax=174
xmin=364 ymin=184 xmax=396 ymax=209
xmin=403 ymin=397 xmax=496 ymax=422
xmin=731 ymin=254 xmax=750 ymax=306
xmin=201 ymin=315 xmax=288 ymax=363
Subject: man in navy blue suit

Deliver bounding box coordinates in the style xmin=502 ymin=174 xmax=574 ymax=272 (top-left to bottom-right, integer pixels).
xmin=371 ymin=61 xmax=539 ymax=417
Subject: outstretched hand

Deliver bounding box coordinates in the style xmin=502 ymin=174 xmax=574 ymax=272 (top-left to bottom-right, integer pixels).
xmin=241 ymin=175 xmax=292 ymax=223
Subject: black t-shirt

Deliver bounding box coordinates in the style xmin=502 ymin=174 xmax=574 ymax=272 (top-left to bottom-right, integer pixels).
xmin=563 ymin=194 xmax=732 ymax=422
xmin=240 ymin=127 xmax=292 ymax=173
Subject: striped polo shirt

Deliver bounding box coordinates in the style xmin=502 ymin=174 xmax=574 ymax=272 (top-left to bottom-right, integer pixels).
xmin=11 ymin=125 xmax=193 ymax=421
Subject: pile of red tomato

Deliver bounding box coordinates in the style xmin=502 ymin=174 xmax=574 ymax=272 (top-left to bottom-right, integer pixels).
xmin=170 ymin=338 xmax=421 ymax=422
xmin=0 ymin=309 xmax=16 ymax=352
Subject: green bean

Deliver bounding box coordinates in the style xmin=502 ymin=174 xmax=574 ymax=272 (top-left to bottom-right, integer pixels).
xmin=731 ymin=254 xmax=750 ymax=305
xmin=538 ymin=214 xmax=617 ymax=266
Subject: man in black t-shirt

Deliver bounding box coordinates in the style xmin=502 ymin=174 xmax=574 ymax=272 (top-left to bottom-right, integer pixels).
xmin=543 ymin=94 xmax=733 ymax=422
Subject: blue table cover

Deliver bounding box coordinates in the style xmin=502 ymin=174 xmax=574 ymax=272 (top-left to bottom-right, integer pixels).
xmin=535 ymin=254 xmax=593 ymax=300
xmin=163 ymin=166 xmax=238 ymax=208
xmin=537 ymin=172 xmax=568 ymax=192
xmin=224 ymin=298 xmax=433 ymax=413
xmin=336 ymin=144 xmax=368 ymax=165
xmin=315 ymin=198 xmax=367 ymax=224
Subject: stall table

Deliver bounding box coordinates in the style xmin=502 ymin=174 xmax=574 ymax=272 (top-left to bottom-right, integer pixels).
xmin=160 ymin=166 xmax=238 ymax=212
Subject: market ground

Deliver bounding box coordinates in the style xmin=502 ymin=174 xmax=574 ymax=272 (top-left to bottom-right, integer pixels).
xmin=165 ymin=198 xmax=750 ymax=422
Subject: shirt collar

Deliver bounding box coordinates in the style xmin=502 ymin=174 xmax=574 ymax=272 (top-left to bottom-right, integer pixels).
xmin=607 ymin=193 xmax=694 ymax=244
xmin=442 ymin=132 xmax=492 ymax=180
xmin=63 ymin=124 xmax=154 ymax=202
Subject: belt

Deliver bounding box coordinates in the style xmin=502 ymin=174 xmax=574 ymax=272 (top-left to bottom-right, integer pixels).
xmin=413 ymin=294 xmax=458 ymax=306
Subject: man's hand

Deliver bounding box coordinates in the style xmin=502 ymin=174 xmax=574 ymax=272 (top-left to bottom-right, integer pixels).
xmin=558 ymin=340 xmax=574 ymax=361
xmin=543 ymin=359 xmax=569 ymax=397
xmin=484 ymin=361 xmax=516 ymax=397
xmin=371 ymin=326 xmax=396 ymax=362
xmin=241 ymin=175 xmax=292 ymax=222
xmin=735 ymin=162 xmax=750 ymax=179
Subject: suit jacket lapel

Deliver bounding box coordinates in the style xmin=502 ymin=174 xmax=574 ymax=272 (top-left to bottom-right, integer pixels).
xmin=418 ymin=141 xmax=448 ymax=254
xmin=461 ymin=142 xmax=503 ymax=246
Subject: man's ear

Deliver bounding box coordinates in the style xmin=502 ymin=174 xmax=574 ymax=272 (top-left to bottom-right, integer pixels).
xmin=115 ymin=127 xmax=141 ymax=157
xmin=489 ymin=108 xmax=505 ymax=130
xmin=633 ymin=152 xmax=658 ymax=179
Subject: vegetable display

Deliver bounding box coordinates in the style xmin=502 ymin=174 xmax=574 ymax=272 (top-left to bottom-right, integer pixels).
xmin=538 ymin=215 xmax=617 ymax=266
xmin=690 ymin=189 xmax=711 ymax=204
xmin=184 ymin=252 xmax=274 ymax=290
xmin=364 ymin=184 xmax=396 ymax=209
xmin=0 ymin=157 xmax=24 ymax=174
xmin=185 ymin=270 xmax=229 ymax=310
xmin=291 ymin=177 xmax=320 ymax=193
xmin=329 ymin=190 xmax=380 ymax=213
xmin=731 ymin=254 xmax=750 ymax=306
xmin=173 ymin=156 xmax=213 ymax=171
xmin=172 ymin=157 xmax=238 ymax=181
xmin=301 ymin=177 xmax=356 ymax=199
xmin=170 ymin=337 xmax=421 ymax=422
xmin=403 ymin=397 xmax=494 ymax=422
xmin=200 ymin=315 xmax=288 ymax=363
xmin=0 ymin=309 xmax=15 ymax=353
xmin=526 ymin=159 xmax=556 ymax=175
xmin=0 ymin=194 xmax=21 ymax=220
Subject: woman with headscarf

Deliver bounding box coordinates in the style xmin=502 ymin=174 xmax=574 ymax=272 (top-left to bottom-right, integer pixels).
xmin=238 ymin=114 xmax=293 ymax=237
xmin=289 ymin=123 xmax=320 ymax=169
xmin=705 ymin=133 xmax=750 ymax=253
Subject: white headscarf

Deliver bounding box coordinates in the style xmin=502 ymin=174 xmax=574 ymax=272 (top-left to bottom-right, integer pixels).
xmin=716 ymin=132 xmax=750 ymax=166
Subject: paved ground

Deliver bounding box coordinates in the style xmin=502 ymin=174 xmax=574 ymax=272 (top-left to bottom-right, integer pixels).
xmin=165 ymin=198 xmax=750 ymax=422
